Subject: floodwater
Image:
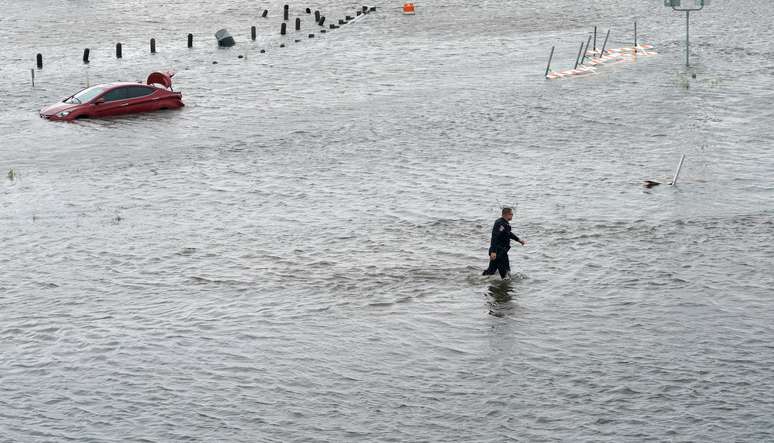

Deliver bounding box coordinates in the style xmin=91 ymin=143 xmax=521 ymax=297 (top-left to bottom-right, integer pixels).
xmin=1 ymin=0 xmax=773 ymax=441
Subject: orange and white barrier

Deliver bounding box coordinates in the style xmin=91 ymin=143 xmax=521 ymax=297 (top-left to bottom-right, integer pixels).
xmin=546 ymin=44 xmax=657 ymax=80
xmin=546 ymin=66 xmax=596 ymax=80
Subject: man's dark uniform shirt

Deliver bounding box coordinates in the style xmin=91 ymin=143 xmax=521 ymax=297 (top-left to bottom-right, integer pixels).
xmin=483 ymin=217 xmax=521 ymax=278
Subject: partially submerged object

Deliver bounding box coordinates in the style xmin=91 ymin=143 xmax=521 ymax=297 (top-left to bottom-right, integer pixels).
xmin=643 ymin=154 xmax=686 ymax=188
xmin=40 ymin=71 xmax=184 ymax=121
xmin=546 ymin=44 xmax=657 ymax=80
xmin=215 ymin=29 xmax=236 ymax=47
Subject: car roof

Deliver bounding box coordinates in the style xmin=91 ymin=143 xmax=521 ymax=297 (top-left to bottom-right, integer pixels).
xmin=93 ymin=82 xmax=154 ymax=89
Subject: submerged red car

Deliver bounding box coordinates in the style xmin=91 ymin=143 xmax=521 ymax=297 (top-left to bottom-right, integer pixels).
xmin=40 ymin=71 xmax=184 ymax=121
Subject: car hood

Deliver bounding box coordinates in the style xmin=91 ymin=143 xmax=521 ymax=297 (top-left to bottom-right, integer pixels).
xmin=40 ymin=101 xmax=80 ymax=116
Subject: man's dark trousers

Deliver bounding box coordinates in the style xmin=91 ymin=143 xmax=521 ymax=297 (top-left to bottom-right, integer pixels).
xmin=483 ymin=251 xmax=510 ymax=279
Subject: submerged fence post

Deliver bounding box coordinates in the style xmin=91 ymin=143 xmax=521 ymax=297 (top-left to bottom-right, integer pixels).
xmin=187 ymin=33 xmax=193 ymax=48
xmin=634 ymin=21 xmax=638 ymax=53
xmin=281 ymin=23 xmax=287 ymax=35
xmin=296 ymin=17 xmax=301 ymax=30
xmin=36 ymin=53 xmax=42 ymax=69
xmin=594 ymin=26 xmax=597 ymax=52
xmin=251 ymin=26 xmax=256 ymax=40
xmin=150 ymin=38 xmax=156 ymax=53
xmin=573 ymin=41 xmax=584 ymax=69
xmin=670 ymin=154 xmax=686 ymax=185
xmin=581 ymin=34 xmax=592 ymax=65
xmin=31 ymin=68 xmax=35 ymax=87
xmin=599 ymin=29 xmax=610 ymax=57
xmin=116 ymin=43 xmax=122 ymax=59
xmin=545 ymin=46 xmax=554 ymax=78
xmin=83 ymin=48 xmax=90 ymax=64
xmin=284 ymin=4 xmax=289 ymax=21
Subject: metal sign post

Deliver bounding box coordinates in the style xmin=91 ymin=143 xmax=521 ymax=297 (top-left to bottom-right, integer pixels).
xmin=665 ymin=0 xmax=709 ymax=67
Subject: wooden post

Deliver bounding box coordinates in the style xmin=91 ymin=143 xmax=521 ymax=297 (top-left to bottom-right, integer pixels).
xmin=296 ymin=18 xmax=301 ymax=30
xmin=544 ymin=46 xmax=554 ymax=78
xmin=251 ymin=26 xmax=256 ymax=40
xmin=83 ymin=48 xmax=90 ymax=64
xmin=150 ymin=38 xmax=156 ymax=53
xmin=594 ymin=26 xmax=597 ymax=52
xmin=116 ymin=42 xmax=122 ymax=58
xmin=281 ymin=23 xmax=286 ymax=35
xmin=599 ymin=29 xmax=610 ymax=57
xmin=573 ymin=41 xmax=584 ymax=69
xmin=581 ymin=34 xmax=592 ymax=65
xmin=187 ymin=33 xmax=193 ymax=48
xmin=284 ymin=4 xmax=289 ymax=21
xmin=634 ymin=21 xmax=638 ymax=53
xmin=36 ymin=53 xmax=42 ymax=69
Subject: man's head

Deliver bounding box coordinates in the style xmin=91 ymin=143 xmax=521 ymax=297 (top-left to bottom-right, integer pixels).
xmin=501 ymin=207 xmax=513 ymax=221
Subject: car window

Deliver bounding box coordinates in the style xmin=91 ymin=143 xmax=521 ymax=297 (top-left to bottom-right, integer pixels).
xmin=66 ymin=86 xmax=104 ymax=104
xmin=126 ymin=86 xmax=154 ymax=98
xmin=102 ymin=87 xmax=129 ymax=102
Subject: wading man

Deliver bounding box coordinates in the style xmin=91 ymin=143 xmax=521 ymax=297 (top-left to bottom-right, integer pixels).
xmin=482 ymin=207 xmax=526 ymax=279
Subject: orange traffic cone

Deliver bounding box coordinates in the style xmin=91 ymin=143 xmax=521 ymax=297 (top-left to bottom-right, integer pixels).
xmin=403 ymin=3 xmax=415 ymax=14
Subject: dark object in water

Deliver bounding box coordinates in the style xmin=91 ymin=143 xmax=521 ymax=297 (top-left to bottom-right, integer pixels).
xmin=643 ymin=180 xmax=661 ymax=188
xmin=215 ymin=29 xmax=236 ymax=47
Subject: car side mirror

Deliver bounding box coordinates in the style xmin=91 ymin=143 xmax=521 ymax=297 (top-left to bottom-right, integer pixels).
xmin=93 ymin=98 xmax=105 ymax=105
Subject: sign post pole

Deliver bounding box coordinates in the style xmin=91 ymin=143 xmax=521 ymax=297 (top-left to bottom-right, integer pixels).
xmin=665 ymin=0 xmax=708 ymax=67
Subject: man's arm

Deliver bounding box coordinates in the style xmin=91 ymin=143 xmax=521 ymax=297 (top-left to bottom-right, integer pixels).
xmin=509 ymin=232 xmax=526 ymax=245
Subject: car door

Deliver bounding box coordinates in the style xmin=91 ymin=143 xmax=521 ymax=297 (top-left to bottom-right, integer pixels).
xmin=92 ymin=86 xmax=130 ymax=117
xmin=124 ymin=86 xmax=158 ymax=113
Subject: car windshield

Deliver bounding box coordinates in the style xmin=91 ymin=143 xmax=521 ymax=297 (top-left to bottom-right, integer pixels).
xmin=64 ymin=86 xmax=105 ymax=104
